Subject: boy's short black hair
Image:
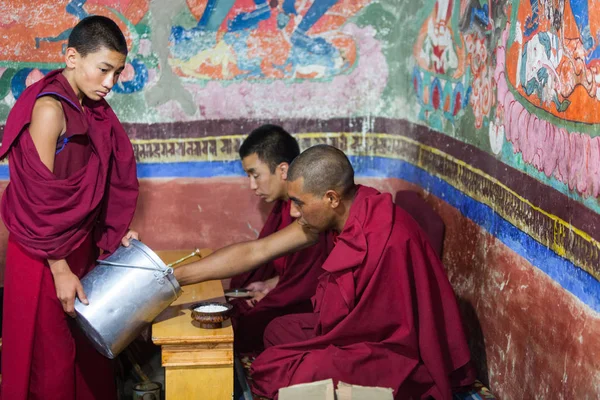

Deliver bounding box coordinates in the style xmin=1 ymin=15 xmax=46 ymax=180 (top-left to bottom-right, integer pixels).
xmin=68 ymin=15 xmax=128 ymax=57
xmin=239 ymin=125 xmax=300 ymax=173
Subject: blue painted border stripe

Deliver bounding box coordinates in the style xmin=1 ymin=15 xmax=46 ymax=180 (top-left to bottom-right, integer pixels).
xmin=0 ymin=162 xmax=245 ymax=179
xmin=351 ymin=156 xmax=600 ymax=313
xmin=137 ymin=161 xmax=245 ymax=178
xmin=0 ymin=157 xmax=597 ymax=311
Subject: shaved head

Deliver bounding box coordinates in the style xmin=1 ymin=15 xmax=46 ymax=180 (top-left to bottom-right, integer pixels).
xmin=287 ymin=145 xmax=355 ymax=197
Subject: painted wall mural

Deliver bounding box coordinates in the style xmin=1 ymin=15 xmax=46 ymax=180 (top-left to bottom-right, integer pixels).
xmin=412 ymin=0 xmax=496 ymax=130
xmin=0 ymin=0 xmax=386 ymax=122
xmin=409 ymin=0 xmax=600 ymax=212
xmin=0 ymin=0 xmax=151 ymax=95
xmin=499 ymin=0 xmax=600 ymax=199
xmin=0 ymin=0 xmax=598 ymax=275
xmin=405 ymin=2 xmax=600 ymax=394
xmin=169 ymin=0 xmax=370 ymax=80
xmin=0 ymin=1 xmax=598 ymax=281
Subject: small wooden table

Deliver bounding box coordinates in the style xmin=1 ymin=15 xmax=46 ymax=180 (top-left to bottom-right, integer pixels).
xmin=152 ymin=249 xmax=234 ymax=400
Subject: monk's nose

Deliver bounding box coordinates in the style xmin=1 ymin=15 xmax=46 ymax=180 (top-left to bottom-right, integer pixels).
xmin=250 ymin=177 xmax=258 ymax=190
xmin=104 ymin=74 xmax=115 ymax=90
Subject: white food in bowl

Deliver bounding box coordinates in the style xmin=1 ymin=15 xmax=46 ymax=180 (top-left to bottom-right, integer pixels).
xmin=194 ymin=305 xmax=228 ymax=313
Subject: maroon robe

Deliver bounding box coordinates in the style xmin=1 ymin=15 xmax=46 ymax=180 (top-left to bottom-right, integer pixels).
xmin=230 ymin=200 xmax=290 ymax=289
xmin=0 ymin=70 xmax=139 ymax=400
xmin=231 ymin=199 xmax=328 ymax=354
xmin=394 ymin=190 xmax=445 ymax=258
xmin=250 ymin=186 xmax=474 ymax=399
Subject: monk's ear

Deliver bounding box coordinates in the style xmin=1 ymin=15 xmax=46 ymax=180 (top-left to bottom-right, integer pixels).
xmin=278 ymin=162 xmax=289 ymax=180
xmin=325 ymin=190 xmax=341 ymax=208
xmin=65 ymin=47 xmax=79 ymax=69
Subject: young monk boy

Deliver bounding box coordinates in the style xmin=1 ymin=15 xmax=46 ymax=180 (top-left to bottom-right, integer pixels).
xmin=0 ymin=16 xmax=139 ymax=400
xmin=175 ymin=145 xmax=474 ymax=399
xmin=230 ymin=124 xmax=328 ymax=354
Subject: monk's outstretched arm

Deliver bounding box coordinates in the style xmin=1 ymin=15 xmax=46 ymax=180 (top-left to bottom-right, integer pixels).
xmin=174 ymin=221 xmax=318 ymax=286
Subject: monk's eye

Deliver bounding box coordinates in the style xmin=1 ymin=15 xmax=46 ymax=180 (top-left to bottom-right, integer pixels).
xmin=99 ymin=68 xmax=109 ymax=73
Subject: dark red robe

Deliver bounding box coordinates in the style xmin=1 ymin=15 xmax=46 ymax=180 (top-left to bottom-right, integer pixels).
xmin=230 ymin=199 xmax=328 ymax=354
xmin=394 ymin=190 xmax=445 ymax=258
xmin=0 ymin=70 xmax=139 ymax=400
xmin=250 ymin=186 xmax=474 ymax=399
xmin=230 ymin=200 xmax=290 ymax=289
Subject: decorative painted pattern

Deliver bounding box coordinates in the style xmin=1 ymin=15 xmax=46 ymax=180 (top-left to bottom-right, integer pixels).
xmin=0 ymin=123 xmax=597 ymax=282
xmin=126 ymin=131 xmax=600 ymax=283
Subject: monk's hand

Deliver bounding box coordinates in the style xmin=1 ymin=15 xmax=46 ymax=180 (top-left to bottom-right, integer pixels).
xmin=245 ymin=281 xmax=270 ymax=294
xmin=245 ymin=276 xmax=279 ymax=295
xmin=121 ymin=229 xmax=139 ymax=247
xmin=246 ymin=291 xmax=268 ymax=308
xmin=49 ymin=259 xmax=88 ymax=318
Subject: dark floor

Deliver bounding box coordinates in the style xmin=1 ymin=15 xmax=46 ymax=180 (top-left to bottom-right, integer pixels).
xmin=116 ymin=335 xmax=165 ymax=400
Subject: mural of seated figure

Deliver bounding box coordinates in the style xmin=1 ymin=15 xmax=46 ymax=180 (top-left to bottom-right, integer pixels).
xmin=515 ymin=0 xmax=600 ymax=118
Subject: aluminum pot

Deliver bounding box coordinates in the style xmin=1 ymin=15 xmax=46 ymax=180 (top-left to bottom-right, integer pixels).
xmin=74 ymin=239 xmax=182 ymax=359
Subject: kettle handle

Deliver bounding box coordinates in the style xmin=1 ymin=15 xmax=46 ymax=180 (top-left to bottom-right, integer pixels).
xmin=96 ymin=260 xmax=174 ymax=276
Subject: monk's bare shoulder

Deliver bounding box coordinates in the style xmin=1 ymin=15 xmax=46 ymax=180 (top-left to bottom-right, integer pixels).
xmin=28 ymin=96 xmax=65 ymax=171
xmin=29 ymin=96 xmax=65 ymax=140
xmin=30 ymin=96 xmax=65 ymax=143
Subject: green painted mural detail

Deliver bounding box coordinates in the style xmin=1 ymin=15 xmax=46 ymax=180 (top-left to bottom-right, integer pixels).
xmin=356 ymin=0 xmax=431 ymax=120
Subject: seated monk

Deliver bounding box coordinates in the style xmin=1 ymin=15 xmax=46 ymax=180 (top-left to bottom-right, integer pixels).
xmin=229 ymin=124 xmax=328 ymax=354
xmin=175 ymin=145 xmax=475 ymax=399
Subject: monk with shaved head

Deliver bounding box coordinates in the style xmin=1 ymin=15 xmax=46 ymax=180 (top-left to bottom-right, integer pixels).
xmin=176 ymin=145 xmax=474 ymax=399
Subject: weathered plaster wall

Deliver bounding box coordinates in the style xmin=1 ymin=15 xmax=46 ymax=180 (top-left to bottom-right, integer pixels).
xmin=392 ymin=0 xmax=600 ymax=395
xmin=130 ymin=176 xmax=413 ymax=251
xmin=1 ymin=0 xmax=600 ymax=397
